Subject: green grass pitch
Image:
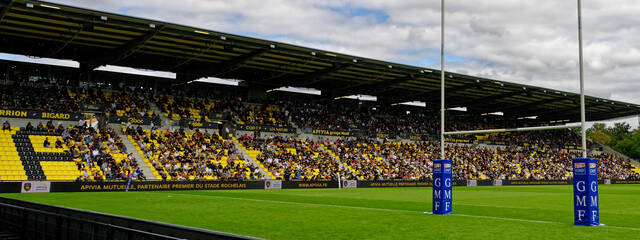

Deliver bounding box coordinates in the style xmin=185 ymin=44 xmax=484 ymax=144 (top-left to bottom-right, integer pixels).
xmin=2 ymin=185 xmax=640 ymax=239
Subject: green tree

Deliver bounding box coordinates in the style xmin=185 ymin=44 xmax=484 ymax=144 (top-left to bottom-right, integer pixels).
xmin=590 ymin=129 xmax=611 ymax=145
xmin=586 ymin=122 xmax=639 ymax=160
xmin=612 ymin=131 xmax=640 ymax=160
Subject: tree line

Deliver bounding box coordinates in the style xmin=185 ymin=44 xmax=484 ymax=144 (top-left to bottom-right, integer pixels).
xmin=586 ymin=122 xmax=640 ymax=160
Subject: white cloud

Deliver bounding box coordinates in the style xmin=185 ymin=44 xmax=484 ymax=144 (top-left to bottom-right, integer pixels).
xmin=32 ymin=0 xmax=640 ymax=106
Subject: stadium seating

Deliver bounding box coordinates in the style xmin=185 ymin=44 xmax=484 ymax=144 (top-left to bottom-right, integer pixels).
xmin=238 ymin=134 xmax=348 ymax=180
xmin=125 ymin=127 xmax=260 ymax=181
xmin=2 ymin=83 xmax=639 ymax=182
xmin=156 ymin=96 xmax=220 ymax=123
xmin=156 ymin=95 xmax=291 ymax=127
xmin=324 ymin=138 xmax=432 ymax=180
xmin=233 ymin=135 xmax=276 ymax=179
xmin=0 ymin=127 xmax=27 ymax=181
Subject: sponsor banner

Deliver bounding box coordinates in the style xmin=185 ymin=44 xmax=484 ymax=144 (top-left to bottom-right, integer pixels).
xmin=281 ymin=181 xmax=338 ymax=189
xmin=604 ymin=179 xmax=611 ymax=185
xmin=359 ymin=180 xmax=433 ymax=188
xmin=564 ymin=145 xmax=583 ymax=150
xmin=264 ymin=180 xmax=282 ymax=190
xmin=108 ymin=116 xmax=152 ymax=125
xmin=611 ymin=180 xmax=640 ymax=184
xmin=0 ymin=109 xmax=82 ymax=121
xmin=1 ymin=178 xmax=636 ymax=193
xmin=467 ymin=180 xmax=478 ymax=187
xmin=342 ymin=180 xmax=357 ymax=188
xmin=407 ymin=134 xmax=435 ymax=141
xmin=493 ymin=141 xmax=508 ymax=146
xmin=372 ymin=133 xmax=396 ymax=139
xmin=237 ymin=124 xmax=296 ymax=133
xmin=51 ymin=181 xmax=264 ymax=192
xmin=493 ymin=179 xmax=503 ymax=186
xmin=173 ymin=120 xmax=218 ymax=129
xmin=409 ymin=135 xmax=424 ymax=141
xmin=504 ymin=180 xmax=571 ymax=185
xmin=21 ymin=181 xmax=51 ymax=193
xmin=444 ymin=138 xmax=473 ymax=144
xmin=572 ymin=158 xmax=599 ymax=226
xmin=187 ymin=121 xmax=218 ymax=129
xmin=311 ymin=129 xmax=353 ymax=136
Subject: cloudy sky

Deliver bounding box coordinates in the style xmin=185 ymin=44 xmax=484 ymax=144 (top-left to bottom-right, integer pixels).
xmin=2 ymin=0 xmax=639 ymax=126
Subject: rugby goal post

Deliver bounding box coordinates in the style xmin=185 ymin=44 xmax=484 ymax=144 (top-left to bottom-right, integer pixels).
xmin=433 ymin=0 xmax=598 ymax=225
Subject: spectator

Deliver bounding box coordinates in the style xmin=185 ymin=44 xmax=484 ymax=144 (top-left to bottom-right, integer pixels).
xmin=1 ymin=120 xmax=9 ymax=131
xmin=43 ymin=137 xmax=51 ymax=148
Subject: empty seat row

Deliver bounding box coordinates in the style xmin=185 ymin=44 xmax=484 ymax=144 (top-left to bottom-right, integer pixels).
xmin=19 ymin=151 xmax=72 ymax=157
xmin=20 ymin=155 xmax=73 ymax=161
xmin=16 ymin=131 xmax=58 ymax=136
xmin=25 ymin=169 xmax=44 ymax=176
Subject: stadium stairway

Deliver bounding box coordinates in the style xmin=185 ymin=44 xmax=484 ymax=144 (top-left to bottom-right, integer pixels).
xmin=319 ymin=144 xmax=361 ymax=180
xmin=149 ymin=102 xmax=173 ymax=128
xmin=317 ymin=144 xmax=358 ymax=178
xmin=116 ymin=128 xmax=160 ymax=180
xmin=230 ymin=136 xmax=273 ymax=180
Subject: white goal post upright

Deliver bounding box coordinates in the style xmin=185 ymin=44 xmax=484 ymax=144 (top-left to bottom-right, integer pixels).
xmin=438 ymin=0 xmax=588 ymax=157
xmin=435 ymin=0 xmax=596 ymax=225
xmin=577 ymin=0 xmax=587 ymax=158
xmin=440 ymin=0 xmax=445 ymax=159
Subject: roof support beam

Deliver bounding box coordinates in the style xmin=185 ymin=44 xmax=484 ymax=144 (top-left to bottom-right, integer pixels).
xmin=330 ymin=74 xmax=417 ymax=98
xmin=206 ymin=48 xmax=269 ymax=77
xmin=502 ymin=97 xmax=570 ymax=115
xmin=0 ymin=0 xmax=14 ymax=24
xmin=408 ymin=84 xmax=479 ymax=103
xmin=169 ymin=41 xmax=220 ymax=70
xmin=449 ymin=90 xmax=526 ymax=108
xmin=290 ymin=62 xmax=354 ymax=87
xmin=537 ymin=107 xmax=609 ymax=122
xmin=102 ymin=26 xmax=164 ymax=67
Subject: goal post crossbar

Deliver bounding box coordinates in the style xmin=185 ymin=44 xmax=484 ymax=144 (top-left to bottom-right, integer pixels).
xmin=443 ymin=124 xmax=580 ymax=135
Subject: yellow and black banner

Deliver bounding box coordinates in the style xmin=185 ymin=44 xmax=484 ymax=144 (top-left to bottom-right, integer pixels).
xmin=50 ymin=181 xmax=264 ymax=192
xmin=0 ymin=109 xmax=82 ymax=121
xmin=444 ymin=138 xmax=473 ymax=143
xmin=371 ymin=133 xmax=396 ymax=139
xmin=281 ymin=181 xmax=338 ymax=188
xmin=108 ymin=116 xmax=153 ymax=125
xmin=311 ymin=129 xmax=353 ymax=136
xmin=237 ymin=124 xmax=296 ymax=133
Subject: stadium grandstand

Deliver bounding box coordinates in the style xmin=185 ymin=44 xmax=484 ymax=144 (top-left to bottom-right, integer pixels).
xmin=0 ymin=0 xmax=640 ymax=239
xmin=0 ymin=0 xmax=638 ymax=184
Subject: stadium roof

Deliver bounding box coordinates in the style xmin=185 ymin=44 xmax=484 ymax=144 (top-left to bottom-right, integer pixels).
xmin=1 ymin=0 xmax=639 ymax=122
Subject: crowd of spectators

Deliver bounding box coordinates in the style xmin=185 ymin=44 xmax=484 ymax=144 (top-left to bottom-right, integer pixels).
xmin=323 ymin=137 xmax=639 ymax=181
xmin=99 ymin=90 xmax=155 ymax=118
xmin=28 ymin=121 xmax=146 ymax=181
xmin=483 ymin=130 xmax=585 ymax=149
xmin=2 ymin=83 xmax=638 ymax=183
xmin=126 ymin=126 xmax=262 ymax=181
xmin=322 ymin=137 xmax=432 ymax=180
xmin=0 ymin=84 xmax=81 ymax=112
xmin=155 ymin=95 xmax=233 ymax=123
xmin=155 ymin=95 xmax=291 ymax=127
xmin=0 ymin=83 xmax=158 ymax=121
xmin=238 ymin=134 xmax=348 ymax=180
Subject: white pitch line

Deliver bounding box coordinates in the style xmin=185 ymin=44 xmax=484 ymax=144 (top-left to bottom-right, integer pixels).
xmin=456 ymin=203 xmax=534 ymax=209
xmin=145 ymin=192 xmax=640 ymax=232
